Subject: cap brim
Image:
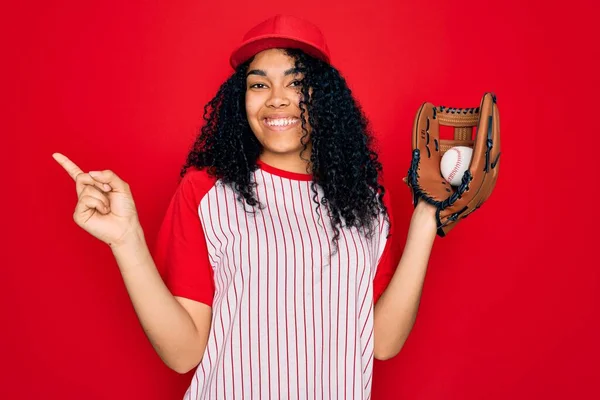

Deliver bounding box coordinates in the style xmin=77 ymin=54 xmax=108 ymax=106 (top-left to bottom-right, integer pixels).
xmin=229 ymin=35 xmax=330 ymax=69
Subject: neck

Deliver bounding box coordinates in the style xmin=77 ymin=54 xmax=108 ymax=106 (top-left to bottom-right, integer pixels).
xmin=259 ymin=151 xmax=312 ymax=175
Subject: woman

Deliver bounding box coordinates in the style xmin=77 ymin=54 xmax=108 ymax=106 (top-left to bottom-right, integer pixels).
xmin=53 ymin=14 xmax=437 ymax=400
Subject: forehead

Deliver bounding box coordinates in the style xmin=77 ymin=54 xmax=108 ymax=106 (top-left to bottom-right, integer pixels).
xmin=247 ymin=48 xmax=296 ymax=72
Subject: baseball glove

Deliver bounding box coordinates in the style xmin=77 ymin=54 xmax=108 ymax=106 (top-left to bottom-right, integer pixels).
xmin=406 ymin=92 xmax=501 ymax=237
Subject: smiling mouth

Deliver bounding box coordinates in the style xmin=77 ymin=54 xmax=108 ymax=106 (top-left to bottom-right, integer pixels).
xmin=263 ymin=117 xmax=300 ymax=130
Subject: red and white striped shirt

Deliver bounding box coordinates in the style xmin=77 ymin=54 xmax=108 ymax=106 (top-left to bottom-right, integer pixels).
xmin=155 ymin=160 xmax=396 ymax=399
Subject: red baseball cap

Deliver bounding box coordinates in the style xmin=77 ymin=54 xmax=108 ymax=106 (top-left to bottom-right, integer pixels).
xmin=229 ymin=15 xmax=331 ymax=69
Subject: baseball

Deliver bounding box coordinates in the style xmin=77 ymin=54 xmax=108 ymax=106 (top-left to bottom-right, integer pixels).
xmin=441 ymin=146 xmax=473 ymax=186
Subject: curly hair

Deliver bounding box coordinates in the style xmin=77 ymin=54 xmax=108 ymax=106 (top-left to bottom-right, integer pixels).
xmin=181 ymin=48 xmax=390 ymax=248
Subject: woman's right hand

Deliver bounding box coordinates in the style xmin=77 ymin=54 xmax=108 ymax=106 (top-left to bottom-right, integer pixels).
xmin=53 ymin=153 xmax=141 ymax=247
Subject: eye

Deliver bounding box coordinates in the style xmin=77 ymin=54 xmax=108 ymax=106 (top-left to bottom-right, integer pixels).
xmin=249 ymin=83 xmax=268 ymax=89
xmin=290 ymin=80 xmax=303 ymax=87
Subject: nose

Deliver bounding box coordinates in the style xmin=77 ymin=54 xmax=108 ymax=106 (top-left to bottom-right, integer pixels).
xmin=265 ymin=86 xmax=290 ymax=109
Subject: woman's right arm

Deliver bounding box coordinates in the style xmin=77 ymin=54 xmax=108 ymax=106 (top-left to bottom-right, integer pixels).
xmin=53 ymin=153 xmax=210 ymax=374
xmin=111 ymin=228 xmax=211 ymax=374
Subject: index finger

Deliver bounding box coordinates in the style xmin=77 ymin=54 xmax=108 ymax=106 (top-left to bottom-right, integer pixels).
xmin=52 ymin=153 xmax=84 ymax=181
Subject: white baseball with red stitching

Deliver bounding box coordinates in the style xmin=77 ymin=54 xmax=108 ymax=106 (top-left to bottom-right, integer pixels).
xmin=441 ymin=146 xmax=473 ymax=186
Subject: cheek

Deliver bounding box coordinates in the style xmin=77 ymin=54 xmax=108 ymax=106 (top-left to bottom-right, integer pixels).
xmin=245 ymin=92 xmax=264 ymax=116
xmin=245 ymin=95 xmax=264 ymax=135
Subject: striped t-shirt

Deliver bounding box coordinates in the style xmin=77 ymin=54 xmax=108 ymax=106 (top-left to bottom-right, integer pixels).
xmin=155 ymin=160 xmax=396 ymax=400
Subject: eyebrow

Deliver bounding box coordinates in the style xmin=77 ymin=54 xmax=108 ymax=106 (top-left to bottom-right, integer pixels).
xmin=246 ymin=67 xmax=300 ymax=77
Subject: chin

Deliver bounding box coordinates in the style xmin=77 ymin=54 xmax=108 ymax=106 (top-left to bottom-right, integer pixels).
xmin=254 ymin=128 xmax=307 ymax=155
xmin=262 ymin=142 xmax=304 ymax=156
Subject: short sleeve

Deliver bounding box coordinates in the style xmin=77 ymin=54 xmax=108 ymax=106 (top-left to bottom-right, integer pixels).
xmin=372 ymin=188 xmax=397 ymax=304
xmin=154 ymin=169 xmax=216 ymax=306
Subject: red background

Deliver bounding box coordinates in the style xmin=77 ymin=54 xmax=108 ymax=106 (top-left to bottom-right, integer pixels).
xmin=4 ymin=0 xmax=598 ymax=399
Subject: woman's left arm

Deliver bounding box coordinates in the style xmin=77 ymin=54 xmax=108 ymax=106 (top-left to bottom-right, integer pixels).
xmin=373 ymin=200 xmax=438 ymax=360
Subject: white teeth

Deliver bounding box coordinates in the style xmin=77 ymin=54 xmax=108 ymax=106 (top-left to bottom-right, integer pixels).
xmin=266 ymin=118 xmax=297 ymax=127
